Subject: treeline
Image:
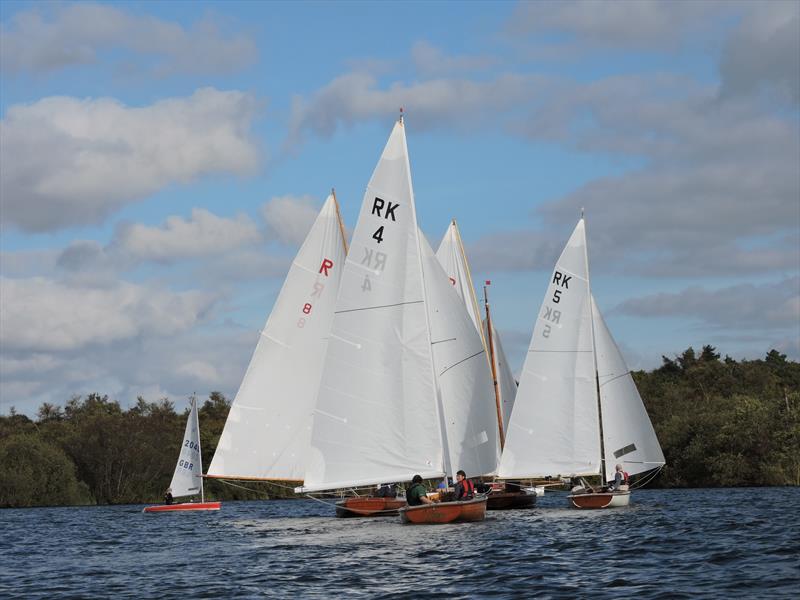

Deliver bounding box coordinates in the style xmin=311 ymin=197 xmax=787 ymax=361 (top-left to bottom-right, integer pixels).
xmin=1 ymin=347 xmax=798 ymax=507
xmin=0 ymin=392 xmax=295 ymax=508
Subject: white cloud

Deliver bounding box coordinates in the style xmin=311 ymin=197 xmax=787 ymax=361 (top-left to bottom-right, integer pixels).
xmin=719 ymin=2 xmax=800 ymax=104
xmin=507 ymin=0 xmax=736 ymax=50
xmin=410 ymin=41 xmax=496 ymax=76
xmin=113 ymin=208 xmax=262 ymax=263
xmin=260 ymin=195 xmax=321 ymax=246
xmin=286 ymin=71 xmax=540 ymax=148
xmin=614 ymin=278 xmax=800 ymax=331
xmin=0 ymin=88 xmax=260 ymax=232
xmin=0 ymin=277 xmax=218 ymax=352
xmin=0 ymin=3 xmax=256 ymax=76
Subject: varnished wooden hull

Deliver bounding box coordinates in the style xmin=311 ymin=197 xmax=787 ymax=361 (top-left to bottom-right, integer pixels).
xmin=143 ymin=501 xmax=221 ymax=513
xmin=486 ymin=491 xmax=537 ymax=511
xmin=568 ymin=491 xmax=630 ymax=509
xmin=335 ymin=497 xmax=406 ymax=518
xmin=399 ymin=497 xmax=487 ymax=524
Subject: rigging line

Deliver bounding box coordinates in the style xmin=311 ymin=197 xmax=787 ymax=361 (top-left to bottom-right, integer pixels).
xmin=335 ymin=300 xmax=424 ymax=314
xmin=599 ymin=371 xmax=631 ymax=388
xmin=215 ymin=478 xmax=300 ymax=492
xmin=629 ymin=465 xmax=664 ymax=490
xmin=439 ymin=349 xmax=486 ymax=377
xmin=303 ymin=494 xmax=406 ymax=515
xmin=216 ymin=478 xmax=273 ymax=498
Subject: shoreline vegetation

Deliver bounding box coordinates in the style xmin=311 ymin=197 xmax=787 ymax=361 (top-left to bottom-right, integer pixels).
xmin=1 ymin=346 xmax=798 ymax=508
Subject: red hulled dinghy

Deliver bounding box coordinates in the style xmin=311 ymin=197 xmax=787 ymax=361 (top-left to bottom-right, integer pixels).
xmin=143 ymin=501 xmax=221 ymax=513
xmin=568 ymin=490 xmax=630 ymax=509
xmin=399 ymin=496 xmax=487 ymax=524
xmin=335 ymin=497 xmax=407 ymax=518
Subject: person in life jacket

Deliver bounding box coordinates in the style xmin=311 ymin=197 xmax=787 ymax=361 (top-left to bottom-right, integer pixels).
xmin=454 ymin=470 xmax=475 ymax=500
xmin=611 ymin=464 xmax=630 ymax=491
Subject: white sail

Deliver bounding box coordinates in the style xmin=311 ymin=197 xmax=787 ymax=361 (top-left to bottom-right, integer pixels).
xmin=420 ymin=230 xmax=499 ymax=479
xmin=170 ymin=397 xmax=203 ymax=498
xmin=498 ymin=219 xmax=601 ymax=478
xmin=435 ymin=221 xmax=485 ymax=340
xmin=301 ymin=119 xmax=444 ymax=493
xmin=592 ymin=296 xmax=665 ymax=481
xmin=207 ymin=194 xmax=347 ymax=481
xmin=482 ymin=318 xmax=518 ymax=432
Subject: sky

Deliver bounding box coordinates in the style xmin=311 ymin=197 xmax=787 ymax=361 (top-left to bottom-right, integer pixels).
xmin=1 ymin=0 xmax=798 ymax=416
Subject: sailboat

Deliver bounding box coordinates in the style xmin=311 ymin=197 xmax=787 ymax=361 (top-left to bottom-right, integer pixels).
xmin=143 ymin=396 xmax=221 ymax=512
xmin=297 ymin=116 xmax=499 ymax=524
xmin=498 ymin=216 xmax=665 ymax=509
xmin=204 ymin=194 xmax=348 ymax=492
xmin=435 ymin=221 xmax=535 ymax=510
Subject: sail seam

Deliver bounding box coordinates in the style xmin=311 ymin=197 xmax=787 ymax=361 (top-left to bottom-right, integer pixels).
xmin=335 ymin=300 xmax=424 ymax=314
xmin=599 ymin=371 xmax=631 ymax=388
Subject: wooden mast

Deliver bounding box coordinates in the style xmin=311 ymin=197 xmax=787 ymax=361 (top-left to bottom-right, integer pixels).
xmin=331 ymin=188 xmax=349 ymax=255
xmin=483 ymin=282 xmax=506 ymax=450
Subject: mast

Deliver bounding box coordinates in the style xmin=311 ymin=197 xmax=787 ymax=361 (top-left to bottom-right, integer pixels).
xmin=331 ymin=187 xmax=349 ymax=255
xmin=193 ymin=395 xmax=205 ymax=502
xmin=582 ymin=210 xmax=607 ymax=484
xmin=483 ymin=281 xmax=505 ymax=450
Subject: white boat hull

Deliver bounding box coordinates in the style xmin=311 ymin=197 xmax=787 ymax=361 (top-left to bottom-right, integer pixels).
xmin=568 ymin=490 xmax=630 ymax=509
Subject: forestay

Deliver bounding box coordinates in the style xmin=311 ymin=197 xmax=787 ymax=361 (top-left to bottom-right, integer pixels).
xmin=207 ymin=194 xmax=347 ymax=481
xmin=420 ymin=231 xmax=499 ymax=479
xmin=498 ymin=219 xmax=601 ymax=478
xmin=301 ymin=119 xmax=444 ymax=493
xmin=592 ymin=296 xmax=665 ymax=481
xmin=170 ymin=397 xmax=203 ymax=498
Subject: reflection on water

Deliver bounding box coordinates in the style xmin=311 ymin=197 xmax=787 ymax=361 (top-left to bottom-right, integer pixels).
xmin=1 ymin=488 xmax=798 ymax=598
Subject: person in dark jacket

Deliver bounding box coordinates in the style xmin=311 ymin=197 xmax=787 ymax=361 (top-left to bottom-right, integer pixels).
xmin=406 ymin=475 xmax=433 ymax=506
xmin=453 ymin=470 xmax=475 ymax=501
xmin=164 ymin=488 xmax=174 ymax=505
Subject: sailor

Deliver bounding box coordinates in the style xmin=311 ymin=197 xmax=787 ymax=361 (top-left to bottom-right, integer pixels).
xmin=375 ymin=483 xmax=396 ymax=498
xmin=453 ymin=470 xmax=475 ymax=501
xmin=610 ymin=464 xmax=630 ymax=491
xmin=164 ymin=488 xmax=174 ymax=505
xmin=406 ymin=475 xmax=433 ymax=506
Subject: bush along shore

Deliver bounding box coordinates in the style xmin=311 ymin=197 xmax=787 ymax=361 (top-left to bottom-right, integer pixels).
xmin=1 ymin=347 xmax=798 ymax=508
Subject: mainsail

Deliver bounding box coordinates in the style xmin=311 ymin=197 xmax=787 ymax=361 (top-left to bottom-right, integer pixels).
xmin=170 ymin=396 xmax=204 ymax=499
xmin=498 ymin=219 xmax=601 ymax=478
xmin=436 ymin=220 xmax=518 ymax=440
xmin=301 ymin=119 xmax=444 ymax=492
xmin=207 ymin=194 xmax=347 ymax=481
xmin=420 ymin=230 xmax=499 ymax=479
xmin=435 ymin=220 xmax=485 ymax=340
xmin=592 ymin=296 xmax=665 ymax=481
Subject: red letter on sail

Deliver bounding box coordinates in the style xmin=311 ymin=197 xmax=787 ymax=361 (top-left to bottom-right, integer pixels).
xmin=319 ymin=258 xmax=333 ymax=277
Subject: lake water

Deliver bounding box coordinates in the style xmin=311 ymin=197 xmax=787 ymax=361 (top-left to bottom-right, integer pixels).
xmin=1 ymin=487 xmax=798 ymax=598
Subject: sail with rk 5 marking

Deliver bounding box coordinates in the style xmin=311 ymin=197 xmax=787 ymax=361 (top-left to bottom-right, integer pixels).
xmin=498 ymin=219 xmax=600 ymax=478
xmin=207 ymin=194 xmax=347 ymax=481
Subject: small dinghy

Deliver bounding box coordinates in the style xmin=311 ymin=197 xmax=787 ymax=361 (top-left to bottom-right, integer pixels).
xmin=143 ymin=396 xmax=220 ymax=513
xmin=399 ymin=496 xmax=487 ymax=524
xmin=335 ymin=497 xmax=407 ymax=518
xmin=568 ymin=489 xmax=630 ymax=509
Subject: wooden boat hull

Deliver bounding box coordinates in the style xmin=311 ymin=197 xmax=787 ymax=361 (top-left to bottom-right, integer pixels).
xmin=335 ymin=497 xmax=406 ymax=518
xmin=486 ymin=491 xmax=537 ymax=511
xmin=399 ymin=497 xmax=487 ymax=524
xmin=568 ymin=491 xmax=630 ymax=509
xmin=143 ymin=501 xmax=221 ymax=513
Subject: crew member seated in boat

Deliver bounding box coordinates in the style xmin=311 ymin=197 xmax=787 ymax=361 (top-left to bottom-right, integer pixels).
xmin=453 ymin=470 xmax=475 ymax=501
xmin=375 ymin=483 xmax=397 ymax=498
xmin=407 ymin=475 xmax=433 ymax=506
xmin=164 ymin=488 xmax=173 ymax=505
xmin=610 ymin=464 xmax=630 ymax=491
